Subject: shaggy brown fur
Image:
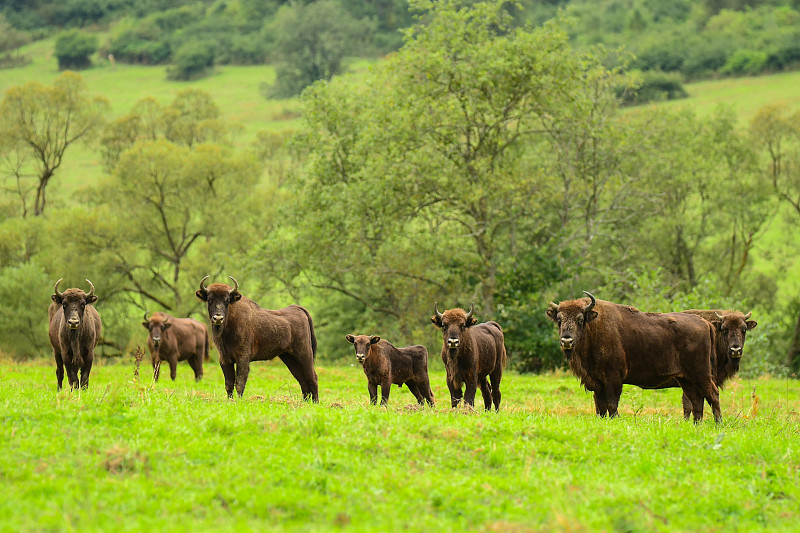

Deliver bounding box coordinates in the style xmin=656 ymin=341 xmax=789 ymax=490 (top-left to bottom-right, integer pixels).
xmin=345 ymin=334 xmax=434 ymax=406
xmin=680 ymin=309 xmax=757 ymax=417
xmin=547 ymin=292 xmax=721 ymax=423
xmin=196 ymin=276 xmax=318 ymax=402
xmin=142 ymin=312 xmax=210 ymax=382
xmin=48 ymin=279 xmax=102 ymax=390
xmin=431 ymin=304 xmax=507 ymax=410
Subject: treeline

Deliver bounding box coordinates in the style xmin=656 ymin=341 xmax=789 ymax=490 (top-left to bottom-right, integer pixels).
xmin=2 ymin=1 xmax=800 ymax=375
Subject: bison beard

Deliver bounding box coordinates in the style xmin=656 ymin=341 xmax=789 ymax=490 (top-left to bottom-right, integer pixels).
xmin=547 ymin=292 xmax=722 ymax=423
xmin=196 ymin=276 xmax=319 ymax=402
xmin=48 ymin=279 xmax=102 ymax=390
xmin=345 ymin=334 xmax=434 ymax=407
xmin=431 ymin=303 xmax=507 ymax=410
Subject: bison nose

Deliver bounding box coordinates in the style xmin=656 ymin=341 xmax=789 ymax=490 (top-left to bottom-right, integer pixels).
xmin=560 ymin=336 xmax=574 ymax=350
xmin=356 ymin=354 xmax=365 ymax=364
xmin=446 ymin=338 xmax=459 ymax=349
xmin=730 ymin=346 xmax=743 ymax=358
xmin=211 ymin=314 xmax=224 ymax=326
xmin=68 ymin=318 xmax=80 ymax=330
xmin=152 ymin=337 xmax=161 ymax=344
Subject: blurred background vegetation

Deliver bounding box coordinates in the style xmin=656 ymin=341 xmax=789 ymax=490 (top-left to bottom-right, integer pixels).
xmin=1 ymin=0 xmax=799 ymax=377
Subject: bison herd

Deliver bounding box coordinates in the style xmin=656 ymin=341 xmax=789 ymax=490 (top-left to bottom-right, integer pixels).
xmin=47 ymin=278 xmax=757 ymax=423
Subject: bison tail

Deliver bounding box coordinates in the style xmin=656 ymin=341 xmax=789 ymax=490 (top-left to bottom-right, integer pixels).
xmin=299 ymin=306 xmax=317 ymax=360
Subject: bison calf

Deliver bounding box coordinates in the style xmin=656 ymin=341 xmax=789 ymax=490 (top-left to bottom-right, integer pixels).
xmin=48 ymin=279 xmax=102 ymax=390
xmin=431 ymin=303 xmax=506 ymax=410
xmin=142 ymin=311 xmax=210 ymax=382
xmin=547 ymin=292 xmax=721 ymax=423
xmin=196 ymin=276 xmax=319 ymax=402
xmin=345 ymin=334 xmax=434 ymax=407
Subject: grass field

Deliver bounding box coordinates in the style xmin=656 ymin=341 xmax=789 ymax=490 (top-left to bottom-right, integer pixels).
xmin=2 ymin=359 xmax=799 ymax=532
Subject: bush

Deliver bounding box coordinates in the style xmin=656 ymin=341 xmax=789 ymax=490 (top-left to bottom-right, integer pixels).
xmin=54 ymin=29 xmax=98 ymax=70
xmin=682 ymin=38 xmax=731 ymax=78
xmin=104 ymin=18 xmax=171 ymax=64
xmin=765 ymin=40 xmax=800 ymax=71
xmin=166 ymin=40 xmax=216 ymax=81
xmin=720 ymin=49 xmax=768 ymax=76
xmin=617 ymin=70 xmax=688 ymax=106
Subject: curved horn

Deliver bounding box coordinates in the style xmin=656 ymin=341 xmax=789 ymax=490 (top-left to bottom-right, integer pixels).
xmin=582 ymin=291 xmax=596 ymax=314
xmin=162 ymin=314 xmax=170 ymax=324
xmin=143 ymin=310 xmax=150 ymax=322
xmin=715 ymin=312 xmax=724 ymax=320
xmin=199 ymin=275 xmax=210 ymax=293
xmin=743 ymin=311 xmax=752 ymax=320
xmin=54 ymin=278 xmax=64 ymax=299
xmin=85 ymin=279 xmax=95 ymax=299
xmin=466 ymin=302 xmax=474 ymax=321
xmin=434 ymin=302 xmax=443 ymax=321
xmin=228 ymin=276 xmax=239 ymax=295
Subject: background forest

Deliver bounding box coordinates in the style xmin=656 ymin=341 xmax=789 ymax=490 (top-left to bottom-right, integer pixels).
xmin=1 ymin=0 xmax=800 ymax=375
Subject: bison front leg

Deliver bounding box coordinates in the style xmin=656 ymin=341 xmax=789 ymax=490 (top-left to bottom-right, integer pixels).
xmin=65 ymin=364 xmax=80 ymax=390
xmin=463 ymin=379 xmax=478 ymax=408
xmin=220 ymin=361 xmax=236 ymax=398
xmin=79 ymin=358 xmax=93 ymax=389
xmin=446 ymin=378 xmax=463 ymax=408
xmin=234 ymin=359 xmax=250 ymax=397
xmin=603 ymin=378 xmax=623 ymax=418
xmin=54 ymin=350 xmax=64 ymax=391
xmin=593 ymin=390 xmax=609 ymax=417
xmin=168 ymin=357 xmax=178 ymax=381
xmin=368 ymin=382 xmax=378 ymax=405
xmin=379 ymin=379 xmax=392 ymax=406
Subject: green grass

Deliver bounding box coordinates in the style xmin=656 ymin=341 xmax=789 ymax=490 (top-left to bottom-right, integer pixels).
xmin=2 ymin=360 xmax=799 ymax=531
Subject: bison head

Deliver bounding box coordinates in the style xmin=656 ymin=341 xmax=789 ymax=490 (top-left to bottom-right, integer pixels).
xmin=345 ymin=334 xmax=379 ymax=365
xmin=195 ymin=275 xmax=242 ymax=330
xmin=431 ymin=302 xmax=477 ymax=354
xmin=142 ymin=311 xmax=171 ymax=348
xmin=51 ymin=279 xmax=96 ymax=330
xmin=712 ymin=311 xmax=757 ymax=360
xmin=546 ymin=291 xmax=598 ymax=358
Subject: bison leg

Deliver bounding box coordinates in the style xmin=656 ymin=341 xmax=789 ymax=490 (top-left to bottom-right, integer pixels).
xmin=367 ymin=382 xmax=378 ymax=405
xmin=406 ymin=379 xmax=425 ymax=405
xmin=604 ymin=378 xmax=623 ymax=418
xmin=447 ymin=378 xmax=463 ymax=408
xmin=220 ymin=361 xmax=236 ymax=398
xmin=168 ymin=357 xmax=178 ymax=381
xmin=54 ymin=350 xmax=64 ymax=391
xmin=380 ymin=379 xmax=392 ymax=406
xmin=678 ymin=381 xmax=705 ymax=423
xmin=188 ymin=354 xmax=203 ymax=382
xmin=593 ymin=390 xmax=609 ymax=417
xmin=479 ymin=377 xmax=493 ymax=411
xmin=463 ymin=379 xmax=478 ymax=408
xmin=417 ymin=378 xmax=435 ymax=407
xmin=65 ymin=364 xmax=80 ymax=390
xmin=79 ymin=359 xmax=93 ymax=389
xmin=279 ymin=353 xmax=318 ymax=403
xmin=489 ymin=370 xmax=502 ymax=411
xmin=234 ymin=359 xmax=250 ymax=397
xmin=698 ymin=379 xmax=722 ymax=424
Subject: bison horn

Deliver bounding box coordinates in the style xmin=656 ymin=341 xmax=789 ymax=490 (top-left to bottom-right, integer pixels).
xmin=54 ymin=278 xmax=64 ymax=299
xmin=743 ymin=311 xmax=752 ymax=320
xmin=433 ymin=302 xmax=443 ymax=321
xmin=143 ymin=310 xmax=150 ymax=322
xmin=228 ymin=276 xmax=240 ymax=295
xmin=85 ymin=279 xmax=95 ymax=299
xmin=466 ymin=302 xmax=474 ymax=321
xmin=199 ymin=275 xmax=210 ymax=294
xmin=163 ymin=315 xmax=170 ymax=324
xmin=582 ymin=291 xmax=596 ymax=314
xmin=715 ymin=312 xmax=724 ymax=320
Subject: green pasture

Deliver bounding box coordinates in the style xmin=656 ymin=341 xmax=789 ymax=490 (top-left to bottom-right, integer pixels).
xmin=2 ymin=359 xmax=798 ymax=532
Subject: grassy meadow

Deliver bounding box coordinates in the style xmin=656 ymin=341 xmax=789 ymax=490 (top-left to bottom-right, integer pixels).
xmin=2 ymin=359 xmax=799 ymax=532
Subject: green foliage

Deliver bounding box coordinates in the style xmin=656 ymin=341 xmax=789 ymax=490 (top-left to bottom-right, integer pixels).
xmin=102 ymin=17 xmax=172 ymax=64
xmin=167 ymin=39 xmax=217 ymax=81
xmin=53 ymin=29 xmax=98 ymax=70
xmin=721 ymin=49 xmax=769 ymax=76
xmin=265 ymin=0 xmax=373 ymax=98
xmin=617 ymin=70 xmax=688 ymax=105
xmin=0 ymin=261 xmax=53 ymax=358
xmin=0 ymin=14 xmax=31 ymax=68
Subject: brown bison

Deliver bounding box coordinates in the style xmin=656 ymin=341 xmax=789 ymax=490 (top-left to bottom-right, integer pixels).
xmin=547 ymin=292 xmax=721 ymax=423
xmin=679 ymin=309 xmax=757 ymax=418
xmin=142 ymin=311 xmax=210 ymax=382
xmin=431 ymin=303 xmax=506 ymax=410
xmin=345 ymin=334 xmax=434 ymax=407
xmin=196 ymin=276 xmax=319 ymax=402
xmin=48 ymin=279 xmax=102 ymax=390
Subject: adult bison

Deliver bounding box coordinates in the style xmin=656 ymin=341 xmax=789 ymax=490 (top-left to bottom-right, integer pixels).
xmin=142 ymin=311 xmax=210 ymax=382
xmin=48 ymin=279 xmax=102 ymax=390
xmin=431 ymin=303 xmax=506 ymax=410
xmin=196 ymin=276 xmax=319 ymax=402
xmin=546 ymin=292 xmax=721 ymax=423
xmin=679 ymin=309 xmax=757 ymax=418
xmin=345 ymin=334 xmax=434 ymax=407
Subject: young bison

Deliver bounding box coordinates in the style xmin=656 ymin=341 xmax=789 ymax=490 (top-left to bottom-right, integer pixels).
xmin=346 ymin=334 xmax=434 ymax=407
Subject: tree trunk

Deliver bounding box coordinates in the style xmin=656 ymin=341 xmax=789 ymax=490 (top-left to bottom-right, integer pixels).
xmin=33 ymin=169 xmax=53 ymax=216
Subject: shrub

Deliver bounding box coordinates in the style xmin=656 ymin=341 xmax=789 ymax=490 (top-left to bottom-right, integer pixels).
xmin=54 ymin=29 xmax=98 ymax=70
xmin=720 ymin=49 xmax=768 ymax=76
xmin=617 ymin=70 xmax=688 ymax=106
xmin=166 ymin=40 xmax=216 ymax=81
xmin=679 ymin=38 xmax=732 ymax=79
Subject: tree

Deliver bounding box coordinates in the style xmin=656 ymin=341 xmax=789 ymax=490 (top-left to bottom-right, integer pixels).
xmin=0 ymin=14 xmax=31 ymax=68
xmin=0 ymin=73 xmax=108 ymax=216
xmin=265 ymin=0 xmax=373 ymax=98
xmin=54 ymin=29 xmax=98 ymax=70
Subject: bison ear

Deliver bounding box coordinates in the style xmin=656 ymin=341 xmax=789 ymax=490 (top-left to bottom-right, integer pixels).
xmin=162 ymin=322 xmax=172 ymax=330
xmin=195 ymin=289 xmax=208 ymax=302
xmin=586 ymin=310 xmax=598 ymax=323
xmin=229 ymin=292 xmax=242 ymax=303
xmin=466 ymin=316 xmax=477 ymax=327
xmin=431 ymin=315 xmax=442 ymax=327
xmin=545 ymin=303 xmax=558 ymax=322
xmin=345 ymin=334 xmax=355 ymax=344
xmin=746 ymin=320 xmax=757 ymax=330
xmin=52 ymin=294 xmax=63 ymax=305
xmin=370 ymin=336 xmax=381 ymax=344
xmin=142 ymin=321 xmax=150 ymax=329
xmin=86 ymin=294 xmax=97 ymax=304
xmin=711 ymin=320 xmax=722 ymax=331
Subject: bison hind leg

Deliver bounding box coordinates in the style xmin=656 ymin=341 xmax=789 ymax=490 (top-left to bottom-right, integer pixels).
xmin=479 ymin=377 xmax=493 ymax=411
xmin=405 ymin=379 xmax=425 ymax=405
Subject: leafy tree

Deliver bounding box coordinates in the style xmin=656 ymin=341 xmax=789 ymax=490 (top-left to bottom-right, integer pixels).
xmin=0 ymin=72 xmax=108 ymax=216
xmin=54 ymin=29 xmax=98 ymax=70
xmin=265 ymin=0 xmax=372 ymax=98
xmin=0 ymin=14 xmax=30 ymax=68
xmin=166 ymin=39 xmax=216 ymax=81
